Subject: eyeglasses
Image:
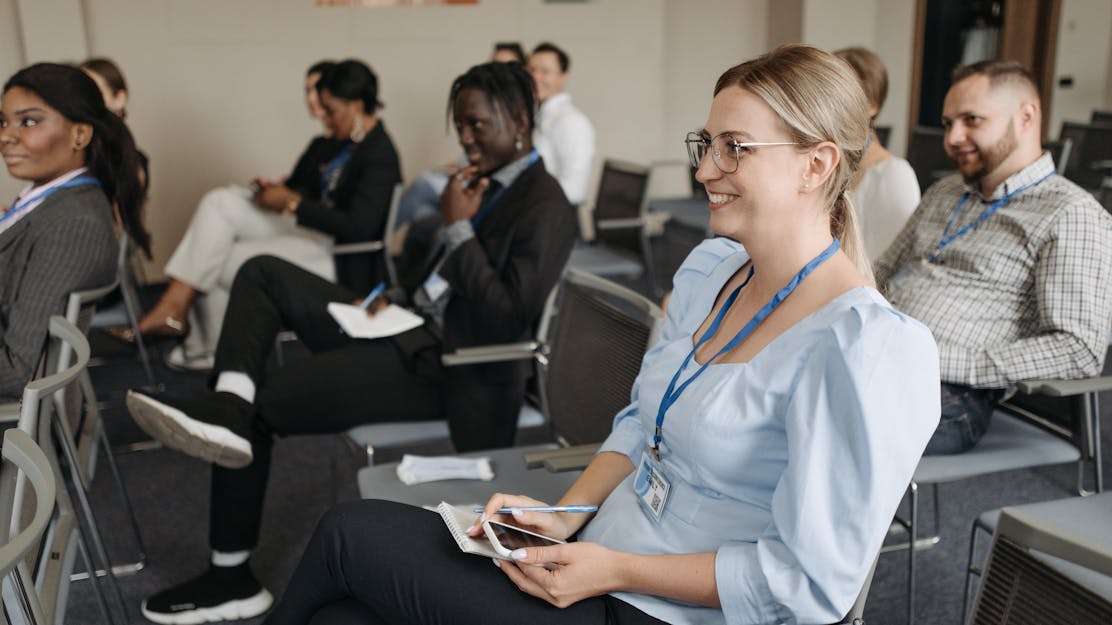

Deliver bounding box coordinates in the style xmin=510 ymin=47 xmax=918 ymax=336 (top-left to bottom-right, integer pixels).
xmin=684 ymin=131 xmax=799 ymax=174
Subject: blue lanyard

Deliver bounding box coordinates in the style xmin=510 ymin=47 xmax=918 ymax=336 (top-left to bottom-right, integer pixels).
xmin=651 ymin=239 xmax=841 ymax=457
xmin=2 ymin=176 xmax=101 ymax=226
xmin=471 ymin=149 xmax=538 ymax=228
xmin=929 ymin=172 xmax=1054 ymax=263
xmin=320 ymin=142 xmax=354 ymax=199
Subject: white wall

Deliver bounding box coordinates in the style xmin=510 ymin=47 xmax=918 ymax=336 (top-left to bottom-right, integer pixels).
xmin=655 ymin=0 xmax=766 ymax=196
xmin=1050 ymin=0 xmax=1112 ymax=134
xmin=5 ymin=0 xmax=1108 ymax=278
xmin=798 ymin=0 xmax=916 ymax=157
xmin=77 ymin=0 xmax=672 ymax=275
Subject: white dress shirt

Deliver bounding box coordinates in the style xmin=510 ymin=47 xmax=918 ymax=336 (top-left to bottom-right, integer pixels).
xmin=533 ymin=92 xmax=595 ymax=205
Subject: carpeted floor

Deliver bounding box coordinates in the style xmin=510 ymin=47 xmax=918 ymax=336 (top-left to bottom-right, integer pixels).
xmin=58 ymin=226 xmax=1112 ymax=625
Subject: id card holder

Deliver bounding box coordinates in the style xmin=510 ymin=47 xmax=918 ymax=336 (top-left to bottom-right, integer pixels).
xmin=633 ymin=451 xmax=671 ymax=523
xmin=422 ymin=272 xmax=450 ymax=302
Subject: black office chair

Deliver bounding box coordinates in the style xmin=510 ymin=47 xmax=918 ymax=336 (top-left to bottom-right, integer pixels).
xmin=967 ymin=500 xmax=1112 ymax=624
xmin=874 ymin=125 xmax=892 ymax=148
xmin=1058 ymin=121 xmax=1112 ymax=190
xmin=1090 ymin=110 xmax=1112 ymax=126
xmin=1041 ymin=138 xmax=1072 ymax=175
xmin=906 ymin=126 xmax=951 ymax=192
xmin=568 ymin=160 xmax=659 ymax=295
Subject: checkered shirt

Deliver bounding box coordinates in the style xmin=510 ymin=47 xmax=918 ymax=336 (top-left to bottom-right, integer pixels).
xmin=875 ymin=153 xmax=1112 ymax=388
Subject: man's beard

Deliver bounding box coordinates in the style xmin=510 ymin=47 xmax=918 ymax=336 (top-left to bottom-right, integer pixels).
xmin=958 ymin=119 xmax=1017 ymax=186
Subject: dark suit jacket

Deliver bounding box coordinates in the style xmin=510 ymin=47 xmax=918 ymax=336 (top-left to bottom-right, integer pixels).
xmin=286 ymin=136 xmax=344 ymax=199
xmin=294 ymin=122 xmax=402 ymax=291
xmin=0 ymin=184 xmax=117 ymax=398
xmin=393 ymin=158 xmax=576 ymax=449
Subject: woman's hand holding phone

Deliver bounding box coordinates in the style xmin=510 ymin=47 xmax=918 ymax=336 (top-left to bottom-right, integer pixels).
xmin=495 ymin=541 xmax=627 ymax=609
xmin=467 ymin=493 xmax=575 ymax=542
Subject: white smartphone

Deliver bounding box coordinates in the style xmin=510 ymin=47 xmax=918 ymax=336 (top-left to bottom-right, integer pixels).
xmin=482 ymin=520 xmax=565 ymax=562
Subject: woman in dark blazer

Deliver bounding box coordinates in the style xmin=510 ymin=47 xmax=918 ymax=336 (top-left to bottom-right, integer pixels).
xmin=123 ymin=61 xmax=576 ymax=624
xmin=0 ymin=63 xmax=149 ymax=399
xmin=120 ymin=59 xmax=402 ymax=364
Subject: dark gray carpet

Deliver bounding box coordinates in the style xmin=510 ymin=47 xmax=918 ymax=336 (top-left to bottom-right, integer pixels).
xmin=59 ymin=230 xmax=1112 ymax=624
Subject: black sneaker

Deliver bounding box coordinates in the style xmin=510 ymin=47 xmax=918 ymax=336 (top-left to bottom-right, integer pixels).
xmin=126 ymin=389 xmax=254 ymax=469
xmin=141 ymin=564 xmax=273 ymax=624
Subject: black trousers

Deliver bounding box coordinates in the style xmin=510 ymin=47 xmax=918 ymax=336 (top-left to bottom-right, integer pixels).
xmin=209 ymin=257 xmax=448 ymax=551
xmin=264 ymin=500 xmax=669 ymax=625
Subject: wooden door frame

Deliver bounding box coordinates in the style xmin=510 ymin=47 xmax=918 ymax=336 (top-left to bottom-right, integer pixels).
xmin=907 ymin=0 xmax=1061 ymax=142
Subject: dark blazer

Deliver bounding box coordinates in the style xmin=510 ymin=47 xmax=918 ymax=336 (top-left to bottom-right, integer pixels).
xmin=285 ymin=136 xmax=344 ymax=199
xmin=295 ymin=122 xmax=402 ymax=291
xmin=0 ymin=183 xmax=117 ymax=399
xmin=393 ymin=158 xmax=576 ymax=449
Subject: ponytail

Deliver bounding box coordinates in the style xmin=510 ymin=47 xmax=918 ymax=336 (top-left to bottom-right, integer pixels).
xmin=3 ymin=63 xmax=151 ymax=257
xmin=88 ymin=113 xmax=150 ymax=257
xmin=831 ymin=189 xmax=875 ymax=286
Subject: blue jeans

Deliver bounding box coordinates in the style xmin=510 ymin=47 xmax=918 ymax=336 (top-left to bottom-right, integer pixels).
xmin=923 ymin=383 xmax=1004 ymax=455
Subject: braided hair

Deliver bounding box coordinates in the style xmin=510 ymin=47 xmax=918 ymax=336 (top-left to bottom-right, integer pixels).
xmin=447 ymin=61 xmax=536 ymax=132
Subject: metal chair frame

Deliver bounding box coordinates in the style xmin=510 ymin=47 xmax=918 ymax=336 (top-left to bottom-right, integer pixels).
xmin=0 ymin=429 xmax=57 ymax=625
xmin=894 ymin=376 xmax=1105 ymax=625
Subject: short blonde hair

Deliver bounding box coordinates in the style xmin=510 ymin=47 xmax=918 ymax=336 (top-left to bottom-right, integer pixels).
xmin=714 ymin=44 xmax=874 ymax=284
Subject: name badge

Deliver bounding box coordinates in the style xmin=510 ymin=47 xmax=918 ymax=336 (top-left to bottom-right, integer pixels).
xmin=633 ymin=451 xmax=671 ymax=523
xmin=422 ymin=272 xmax=450 ymax=302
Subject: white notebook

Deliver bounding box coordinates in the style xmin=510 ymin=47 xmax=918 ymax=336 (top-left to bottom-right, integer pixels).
xmin=327 ymin=302 xmax=424 ymax=339
xmin=437 ymin=501 xmax=500 ymax=559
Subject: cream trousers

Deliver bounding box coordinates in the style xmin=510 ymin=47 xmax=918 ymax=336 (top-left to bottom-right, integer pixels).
xmin=164 ymin=185 xmax=335 ymax=356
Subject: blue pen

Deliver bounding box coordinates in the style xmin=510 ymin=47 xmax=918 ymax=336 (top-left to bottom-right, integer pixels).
xmin=358 ymin=281 xmax=386 ymax=312
xmin=472 ymin=505 xmax=598 ymax=514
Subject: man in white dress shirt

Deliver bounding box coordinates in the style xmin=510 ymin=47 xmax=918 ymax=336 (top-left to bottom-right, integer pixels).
xmin=527 ymin=42 xmax=595 ymax=206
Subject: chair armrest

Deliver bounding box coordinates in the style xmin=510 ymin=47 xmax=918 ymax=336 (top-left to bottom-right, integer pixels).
xmin=441 ymin=341 xmax=539 ymax=367
xmin=544 ymin=450 xmax=599 ymax=472
xmin=596 ymin=218 xmax=645 ymax=231
xmin=1016 ymin=376 xmax=1112 ymax=397
xmin=523 ymin=443 xmax=601 ymax=470
xmin=334 ymin=240 xmax=385 ymax=256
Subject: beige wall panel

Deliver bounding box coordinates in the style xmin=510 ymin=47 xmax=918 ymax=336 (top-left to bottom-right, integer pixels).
xmin=81 ymin=0 xmax=667 ymax=277
xmin=1050 ymin=0 xmax=1112 ymax=134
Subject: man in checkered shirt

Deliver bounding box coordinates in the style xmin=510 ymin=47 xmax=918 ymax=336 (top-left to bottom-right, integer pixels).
xmin=875 ymin=60 xmax=1112 ymax=455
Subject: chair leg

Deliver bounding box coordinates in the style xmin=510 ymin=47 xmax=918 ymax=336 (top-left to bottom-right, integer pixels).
xmin=907 ymin=481 xmax=918 ymax=625
xmin=93 ymin=422 xmax=147 ymax=574
xmin=119 ymin=271 xmax=158 ymax=390
xmin=53 ymin=419 xmax=130 ymax=623
xmin=73 ymin=533 xmax=119 ymax=625
xmin=961 ymin=517 xmax=990 ymax=624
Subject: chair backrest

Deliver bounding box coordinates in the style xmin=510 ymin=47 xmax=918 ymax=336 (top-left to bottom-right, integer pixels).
xmin=1099 ymin=180 xmax=1112 ymax=216
xmin=539 ymin=268 xmax=663 ymax=446
xmin=906 ymin=126 xmax=951 ymax=192
xmin=1059 ymin=121 xmax=1112 ymax=190
xmin=970 ymin=504 xmax=1112 ymax=623
xmin=874 ymin=125 xmax=892 ymax=149
xmin=1042 ymin=138 xmax=1073 ymax=175
xmin=1091 ymin=110 xmax=1112 ymax=126
xmin=18 ymin=318 xmax=88 ymax=438
xmin=333 ymin=183 xmax=404 ymax=289
xmin=0 ymin=429 xmax=55 ymax=625
xmin=592 ymin=160 xmax=652 ymax=257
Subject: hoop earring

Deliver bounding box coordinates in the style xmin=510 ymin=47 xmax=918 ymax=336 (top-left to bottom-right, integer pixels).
xmin=351 ymin=116 xmax=366 ymax=143
xmin=514 ymin=134 xmax=523 ymax=151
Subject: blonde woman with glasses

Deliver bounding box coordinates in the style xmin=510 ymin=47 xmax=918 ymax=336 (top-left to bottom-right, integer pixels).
xmin=264 ymin=44 xmax=940 ymax=625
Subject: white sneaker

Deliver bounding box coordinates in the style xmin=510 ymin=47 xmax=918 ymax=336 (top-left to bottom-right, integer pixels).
xmin=165 ymin=345 xmax=215 ymax=372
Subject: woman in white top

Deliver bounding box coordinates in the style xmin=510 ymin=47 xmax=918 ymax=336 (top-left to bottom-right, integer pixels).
xmin=264 ymin=44 xmax=940 ymax=625
xmin=836 ymin=46 xmax=920 ymax=260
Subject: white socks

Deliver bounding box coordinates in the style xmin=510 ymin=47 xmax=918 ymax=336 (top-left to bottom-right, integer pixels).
xmin=212 ymin=549 xmax=250 ymax=567
xmin=215 ymin=371 xmax=256 ymax=405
